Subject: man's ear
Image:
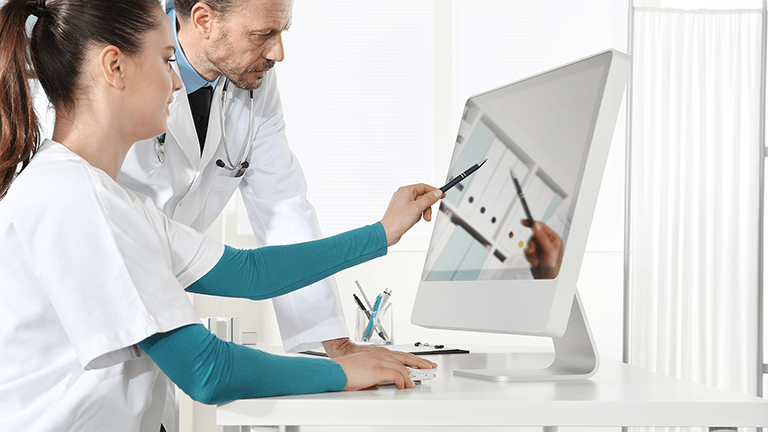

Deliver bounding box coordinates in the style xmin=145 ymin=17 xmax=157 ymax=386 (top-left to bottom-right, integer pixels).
xmin=190 ymin=2 xmax=216 ymax=40
xmin=98 ymin=45 xmax=126 ymax=90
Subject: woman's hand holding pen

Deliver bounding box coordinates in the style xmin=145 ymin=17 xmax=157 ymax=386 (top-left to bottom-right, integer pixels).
xmin=331 ymin=349 xmax=436 ymax=391
xmin=380 ymin=183 xmax=443 ymax=247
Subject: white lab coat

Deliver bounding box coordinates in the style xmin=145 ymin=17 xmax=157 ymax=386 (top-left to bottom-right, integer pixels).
xmin=0 ymin=140 xmax=224 ymax=432
xmin=117 ymin=66 xmax=348 ymax=353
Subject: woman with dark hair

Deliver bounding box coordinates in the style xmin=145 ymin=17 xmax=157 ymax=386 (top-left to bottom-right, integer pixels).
xmin=0 ymin=1 xmax=440 ymax=430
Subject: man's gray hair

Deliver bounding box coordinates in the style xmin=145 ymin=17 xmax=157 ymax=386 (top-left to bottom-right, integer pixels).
xmin=174 ymin=0 xmax=246 ymax=21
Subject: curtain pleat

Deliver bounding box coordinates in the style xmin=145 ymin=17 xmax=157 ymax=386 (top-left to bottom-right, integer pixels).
xmin=629 ymin=8 xmax=762 ymax=432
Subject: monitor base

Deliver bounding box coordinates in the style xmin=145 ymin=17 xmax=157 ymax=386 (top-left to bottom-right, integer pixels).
xmin=453 ymin=290 xmax=599 ymax=381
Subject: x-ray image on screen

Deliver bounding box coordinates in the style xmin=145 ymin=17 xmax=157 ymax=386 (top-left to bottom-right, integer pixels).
xmin=423 ymin=56 xmax=610 ymax=281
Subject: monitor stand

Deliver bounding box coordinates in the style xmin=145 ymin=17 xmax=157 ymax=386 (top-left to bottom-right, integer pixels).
xmin=453 ymin=289 xmax=599 ymax=381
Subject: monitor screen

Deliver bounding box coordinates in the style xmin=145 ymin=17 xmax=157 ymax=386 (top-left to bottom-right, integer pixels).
xmin=412 ymin=50 xmax=629 ymax=338
xmin=424 ymin=53 xmax=611 ymax=282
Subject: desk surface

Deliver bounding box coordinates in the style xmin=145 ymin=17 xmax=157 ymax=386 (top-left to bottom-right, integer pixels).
xmin=218 ymin=351 xmax=768 ymax=428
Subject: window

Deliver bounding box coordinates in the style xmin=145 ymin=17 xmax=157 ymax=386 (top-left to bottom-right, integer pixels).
xmin=227 ymin=0 xmax=628 ymax=252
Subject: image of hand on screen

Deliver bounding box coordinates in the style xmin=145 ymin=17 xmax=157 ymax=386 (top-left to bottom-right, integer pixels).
xmin=521 ymin=219 xmax=564 ymax=279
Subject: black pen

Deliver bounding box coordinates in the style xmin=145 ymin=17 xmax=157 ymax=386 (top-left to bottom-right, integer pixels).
xmin=440 ymin=159 xmax=487 ymax=193
xmin=353 ymin=294 xmax=389 ymax=340
xmin=510 ymin=167 xmax=534 ymax=227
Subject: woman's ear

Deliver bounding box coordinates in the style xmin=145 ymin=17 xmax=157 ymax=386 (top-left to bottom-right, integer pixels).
xmin=98 ymin=45 xmax=126 ymax=90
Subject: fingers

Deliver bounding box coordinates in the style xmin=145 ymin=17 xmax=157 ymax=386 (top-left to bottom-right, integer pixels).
xmin=411 ymin=184 xmax=442 ymax=211
xmin=534 ymin=220 xmax=559 ymax=240
xmin=334 ymin=351 xmax=416 ymax=391
xmin=390 ymin=374 xmax=416 ymax=390
xmin=522 ymin=220 xmax=541 ymax=265
xmin=524 ymin=240 xmax=539 ymax=265
xmin=422 ymin=206 xmax=433 ymax=222
xmin=535 ymin=228 xmax=560 ymax=257
xmin=380 ymin=183 xmax=442 ymax=247
xmin=408 ymin=182 xmax=440 ymax=198
xmin=364 ymin=345 xmax=437 ymax=369
xmin=522 ymin=220 xmax=564 ymax=279
xmin=384 ymin=350 xmax=438 ymax=369
xmin=332 ymin=348 xmax=437 ymax=391
xmin=372 ymin=359 xmax=415 ymax=390
xmin=521 ymin=220 xmax=557 ymax=251
xmin=415 ymin=185 xmax=441 ymax=223
xmin=397 ymin=369 xmax=415 ymax=389
xmin=376 ymin=359 xmax=414 ymax=390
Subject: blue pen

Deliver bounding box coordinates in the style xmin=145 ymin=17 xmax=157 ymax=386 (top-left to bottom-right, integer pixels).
xmin=363 ymin=294 xmax=382 ymax=341
xmin=364 ymin=289 xmax=391 ymax=341
xmin=353 ymin=294 xmax=389 ymax=340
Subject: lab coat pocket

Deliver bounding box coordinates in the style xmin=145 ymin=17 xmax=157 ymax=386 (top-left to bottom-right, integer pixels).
xmin=202 ymin=174 xmax=243 ymax=228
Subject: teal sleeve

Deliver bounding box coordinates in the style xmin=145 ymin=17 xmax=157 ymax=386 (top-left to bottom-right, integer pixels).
xmin=138 ymin=324 xmax=347 ymax=404
xmin=186 ymin=222 xmax=387 ymax=298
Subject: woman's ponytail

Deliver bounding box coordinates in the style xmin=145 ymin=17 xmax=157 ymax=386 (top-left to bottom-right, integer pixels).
xmin=0 ymin=0 xmax=41 ymax=199
xmin=0 ymin=0 xmax=161 ymax=199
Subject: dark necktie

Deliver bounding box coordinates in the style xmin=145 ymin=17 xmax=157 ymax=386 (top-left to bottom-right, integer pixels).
xmin=187 ymin=85 xmax=214 ymax=153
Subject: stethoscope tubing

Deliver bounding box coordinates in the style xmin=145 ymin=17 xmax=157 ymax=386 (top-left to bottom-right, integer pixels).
xmin=219 ymin=79 xmax=256 ymax=173
xmin=155 ymin=78 xmax=264 ymax=177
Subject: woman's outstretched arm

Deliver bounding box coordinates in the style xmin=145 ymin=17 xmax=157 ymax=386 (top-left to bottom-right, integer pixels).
xmin=186 ymin=222 xmax=386 ymax=299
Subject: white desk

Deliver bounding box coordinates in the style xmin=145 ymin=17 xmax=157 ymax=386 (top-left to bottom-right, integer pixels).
xmin=217 ymin=350 xmax=768 ymax=429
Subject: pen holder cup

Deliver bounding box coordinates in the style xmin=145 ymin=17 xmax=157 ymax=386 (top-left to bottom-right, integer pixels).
xmin=354 ymin=304 xmax=394 ymax=345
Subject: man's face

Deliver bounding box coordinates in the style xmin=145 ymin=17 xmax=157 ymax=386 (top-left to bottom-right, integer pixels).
xmin=206 ymin=0 xmax=292 ymax=90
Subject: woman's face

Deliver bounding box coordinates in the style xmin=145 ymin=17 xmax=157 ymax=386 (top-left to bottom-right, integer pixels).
xmin=124 ymin=6 xmax=183 ymax=141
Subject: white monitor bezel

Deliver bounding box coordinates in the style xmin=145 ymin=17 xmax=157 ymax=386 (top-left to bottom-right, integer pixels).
xmin=411 ymin=49 xmax=630 ymax=338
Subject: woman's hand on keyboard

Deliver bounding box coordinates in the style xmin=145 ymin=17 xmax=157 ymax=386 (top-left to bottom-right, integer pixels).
xmin=332 ymin=350 xmax=429 ymax=390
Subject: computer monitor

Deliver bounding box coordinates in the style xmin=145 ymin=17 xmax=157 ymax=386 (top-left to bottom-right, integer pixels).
xmin=411 ymin=50 xmax=630 ymax=381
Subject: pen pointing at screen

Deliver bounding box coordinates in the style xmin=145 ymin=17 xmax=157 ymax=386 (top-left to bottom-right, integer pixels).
xmin=440 ymin=159 xmax=488 ymax=193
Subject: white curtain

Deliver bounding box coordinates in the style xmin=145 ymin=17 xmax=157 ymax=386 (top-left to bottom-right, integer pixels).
xmin=629 ymin=6 xmax=762 ymax=431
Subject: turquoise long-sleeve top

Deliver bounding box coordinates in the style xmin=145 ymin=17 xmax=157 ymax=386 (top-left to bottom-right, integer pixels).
xmin=138 ymin=222 xmax=388 ymax=404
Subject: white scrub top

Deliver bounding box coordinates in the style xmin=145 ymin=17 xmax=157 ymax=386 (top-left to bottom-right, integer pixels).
xmin=0 ymin=140 xmax=224 ymax=432
xmin=116 ymin=66 xmax=347 ymax=352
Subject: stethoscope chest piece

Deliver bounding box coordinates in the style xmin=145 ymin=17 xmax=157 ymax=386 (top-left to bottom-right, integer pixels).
xmin=155 ymin=134 xmax=166 ymax=163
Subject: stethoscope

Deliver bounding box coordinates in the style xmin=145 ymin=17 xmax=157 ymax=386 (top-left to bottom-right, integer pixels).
xmin=155 ymin=78 xmax=263 ymax=178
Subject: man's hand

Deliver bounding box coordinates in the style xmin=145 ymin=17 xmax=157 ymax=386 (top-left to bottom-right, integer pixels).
xmin=322 ymin=338 xmax=361 ymax=358
xmin=323 ymin=337 xmax=437 ymax=369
